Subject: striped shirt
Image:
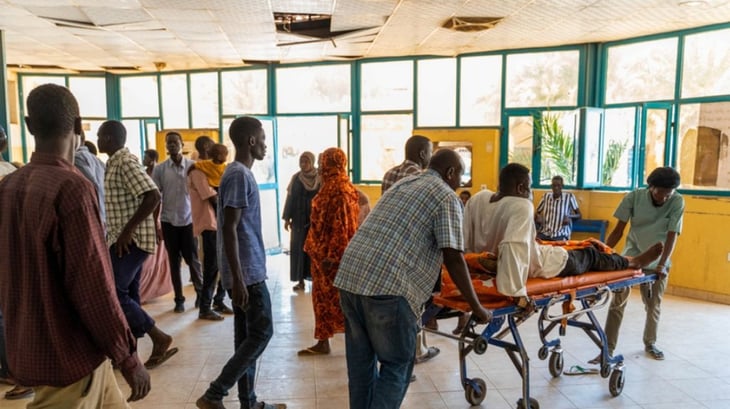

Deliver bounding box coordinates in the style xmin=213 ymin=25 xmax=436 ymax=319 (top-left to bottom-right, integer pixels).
xmin=536 ymin=191 xmax=580 ymax=239
xmin=105 ymin=148 xmax=159 ymax=253
xmin=335 ymin=169 xmax=464 ymax=318
xmin=381 ymin=159 xmax=422 ymax=193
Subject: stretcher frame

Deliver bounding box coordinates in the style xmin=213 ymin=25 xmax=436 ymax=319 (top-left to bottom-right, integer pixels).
xmin=425 ymin=272 xmax=658 ymax=409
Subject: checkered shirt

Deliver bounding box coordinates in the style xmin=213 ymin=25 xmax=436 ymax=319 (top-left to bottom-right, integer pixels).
xmin=381 ymin=159 xmax=422 ymax=193
xmin=335 ymin=169 xmax=464 ymax=318
xmin=104 ymin=148 xmax=159 ymax=253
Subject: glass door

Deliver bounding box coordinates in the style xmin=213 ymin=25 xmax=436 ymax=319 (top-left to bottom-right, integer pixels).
xmin=639 ymin=103 xmax=673 ymax=186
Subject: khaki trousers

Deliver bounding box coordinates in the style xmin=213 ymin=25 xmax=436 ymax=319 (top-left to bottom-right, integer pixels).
xmin=605 ymin=274 xmax=668 ymax=355
xmin=28 ymin=361 xmax=129 ymax=409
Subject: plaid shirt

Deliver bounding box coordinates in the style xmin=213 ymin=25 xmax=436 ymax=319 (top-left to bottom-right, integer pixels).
xmin=104 ymin=148 xmax=159 ymax=253
xmin=336 ymin=169 xmax=464 ymax=318
xmin=381 ymin=159 xmax=422 ymax=193
xmin=0 ymin=153 xmax=138 ymax=386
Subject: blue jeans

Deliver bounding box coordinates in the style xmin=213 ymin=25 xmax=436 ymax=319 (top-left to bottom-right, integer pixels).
xmin=204 ymin=281 xmax=273 ymax=408
xmin=339 ymin=290 xmax=417 ymax=409
xmin=109 ymin=243 xmax=154 ymax=338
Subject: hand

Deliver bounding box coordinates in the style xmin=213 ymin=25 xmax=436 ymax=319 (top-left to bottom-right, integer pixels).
xmin=562 ymin=216 xmax=570 ymax=225
xmin=115 ymin=229 xmax=135 ymax=258
xmin=155 ymin=225 xmax=163 ymax=243
xmin=284 ymin=220 xmax=291 ymax=231
xmin=231 ymin=282 xmax=249 ymax=311
xmin=471 ymin=306 xmax=492 ymax=324
xmin=656 ymin=265 xmax=668 ymax=278
xmin=119 ymin=357 xmax=151 ymax=402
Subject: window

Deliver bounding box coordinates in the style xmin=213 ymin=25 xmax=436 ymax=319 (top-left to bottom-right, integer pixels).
xmin=121 ymin=76 xmax=159 ymax=117
xmin=361 ymin=60 xmax=413 ymax=111
xmin=121 ymin=119 xmax=145 ymax=159
xmin=221 ymin=69 xmax=268 ymax=115
xmin=276 ymin=65 xmax=350 ymax=113
xmin=190 ymin=72 xmax=219 ymax=128
xmin=538 ymin=110 xmax=578 ymax=185
xmin=601 ymin=107 xmax=636 ymax=187
xmin=681 ymin=28 xmax=730 ymax=99
xmin=417 ymin=58 xmax=456 ymax=126
xmin=506 ymin=115 xmax=533 ymax=170
xmin=161 ymin=74 xmax=189 ymax=129
xmin=677 ymin=102 xmax=730 ymax=190
xmin=460 ymin=55 xmax=502 ymax=126
xmin=69 ymin=77 xmax=107 ymax=118
xmin=505 ymin=50 xmax=580 ymax=108
xmin=359 ymin=114 xmax=413 ymax=181
xmin=605 ymin=38 xmax=678 ymax=104
xmin=21 ymin=75 xmax=65 ymax=158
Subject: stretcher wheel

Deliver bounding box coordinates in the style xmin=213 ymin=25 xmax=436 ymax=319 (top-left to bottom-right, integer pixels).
xmin=548 ymin=352 xmax=564 ymax=377
xmin=609 ymin=369 xmax=625 ymax=396
xmin=474 ymin=337 xmax=488 ymax=354
xmin=464 ymin=377 xmax=487 ymax=405
xmin=537 ymin=346 xmax=549 ymax=360
xmin=517 ymin=397 xmax=540 ymax=409
xmin=600 ymin=363 xmax=611 ymax=378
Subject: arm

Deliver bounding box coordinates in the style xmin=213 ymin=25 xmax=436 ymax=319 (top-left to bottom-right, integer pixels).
xmin=442 ymin=248 xmax=492 ymax=323
xmin=222 ymin=206 xmax=248 ymax=309
xmin=190 ymin=169 xmax=218 ymax=215
xmin=116 ymin=189 xmax=160 ymax=257
xmin=605 ymin=220 xmax=627 ymax=248
xmin=655 ymin=231 xmax=678 ymax=277
xmin=495 ymin=241 xmax=531 ymax=297
xmin=569 ymin=193 xmax=581 ymax=219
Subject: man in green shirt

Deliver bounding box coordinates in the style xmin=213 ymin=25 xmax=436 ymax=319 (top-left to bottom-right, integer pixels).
xmin=601 ymin=167 xmax=684 ymax=361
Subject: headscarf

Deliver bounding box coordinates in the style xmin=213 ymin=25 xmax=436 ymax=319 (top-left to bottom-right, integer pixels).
xmin=297 ymin=151 xmax=320 ymax=192
xmin=304 ymin=147 xmax=359 ymax=263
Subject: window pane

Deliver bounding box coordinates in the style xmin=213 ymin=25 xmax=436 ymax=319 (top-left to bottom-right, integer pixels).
xmin=190 ymin=72 xmax=219 ymax=128
xmin=682 ymin=28 xmax=730 ymax=98
xmin=505 ymin=50 xmax=579 ymax=108
xmin=361 ymin=60 xmax=413 ymax=111
xmin=259 ymin=188 xmax=281 ymax=250
xmin=161 ymin=74 xmax=189 ymax=129
xmin=222 ymin=69 xmax=268 ymax=115
xmin=417 ymin=58 xmax=456 ymax=126
xmin=21 ymin=75 xmax=66 ymax=156
xmin=677 ymin=102 xmax=730 ymax=190
xmin=643 ymin=108 xmax=668 ymax=183
xmin=121 ymin=76 xmax=159 ymax=117
xmin=121 ymin=119 xmax=144 ymax=160
xmin=507 ymin=115 xmax=533 ymax=169
xmin=605 ymin=38 xmax=677 ymax=104
xmin=276 ymin=65 xmax=350 ymax=113
xmin=360 ymin=114 xmax=413 ymax=181
xmin=69 ymin=77 xmax=106 ymax=118
xmin=460 ymin=55 xmax=502 ymax=126
xmin=601 ymin=108 xmax=636 ymax=187
xmin=81 ymin=119 xmax=108 ymax=163
xmin=538 ymin=110 xmax=578 ymax=185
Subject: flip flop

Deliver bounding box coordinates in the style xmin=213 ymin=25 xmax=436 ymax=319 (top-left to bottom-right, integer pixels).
xmin=565 ymin=365 xmax=599 ymax=376
xmin=415 ymin=346 xmax=440 ymax=364
xmin=297 ymin=347 xmax=329 ymax=356
xmin=5 ymin=385 xmax=34 ymax=400
xmin=144 ymin=347 xmax=179 ymax=369
xmin=254 ymin=401 xmax=287 ymax=409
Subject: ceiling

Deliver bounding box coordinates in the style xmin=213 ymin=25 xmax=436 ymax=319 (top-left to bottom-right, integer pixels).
xmin=1 ymin=0 xmax=730 ymax=73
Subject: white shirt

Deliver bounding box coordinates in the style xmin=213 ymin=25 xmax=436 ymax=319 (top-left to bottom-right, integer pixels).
xmin=463 ymin=192 xmax=568 ymax=297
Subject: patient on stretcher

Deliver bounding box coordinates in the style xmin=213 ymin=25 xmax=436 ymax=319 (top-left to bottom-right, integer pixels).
xmin=463 ymin=163 xmax=662 ymax=299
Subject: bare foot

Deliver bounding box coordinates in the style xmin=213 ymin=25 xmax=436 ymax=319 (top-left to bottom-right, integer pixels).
xmin=627 ymin=242 xmax=664 ymax=269
xmin=297 ymin=340 xmax=330 ymax=355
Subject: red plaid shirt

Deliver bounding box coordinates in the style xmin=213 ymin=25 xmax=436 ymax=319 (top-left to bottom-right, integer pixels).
xmin=0 ymin=153 xmax=138 ymax=387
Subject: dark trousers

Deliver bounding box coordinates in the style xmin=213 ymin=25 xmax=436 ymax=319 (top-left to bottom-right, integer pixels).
xmin=161 ymin=222 xmax=203 ymax=304
xmin=0 ymin=307 xmax=8 ymax=378
xmin=199 ymin=230 xmax=225 ymax=312
xmin=560 ymin=246 xmax=629 ymax=277
xmin=109 ymin=243 xmax=154 ymax=338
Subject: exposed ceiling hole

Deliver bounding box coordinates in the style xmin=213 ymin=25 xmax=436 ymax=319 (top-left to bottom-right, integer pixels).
xmin=274 ymin=11 xmax=379 ymax=48
xmin=442 ymin=16 xmax=503 ymax=32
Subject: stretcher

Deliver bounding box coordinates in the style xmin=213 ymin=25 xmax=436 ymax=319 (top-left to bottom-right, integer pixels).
xmin=425 ymin=262 xmax=657 ymax=409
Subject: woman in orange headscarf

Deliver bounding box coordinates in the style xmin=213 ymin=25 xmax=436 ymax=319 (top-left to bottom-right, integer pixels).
xmin=299 ymin=147 xmax=359 ymax=355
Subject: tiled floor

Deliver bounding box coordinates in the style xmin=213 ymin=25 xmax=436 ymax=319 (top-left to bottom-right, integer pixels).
xmin=3 ymin=254 xmax=730 ymax=408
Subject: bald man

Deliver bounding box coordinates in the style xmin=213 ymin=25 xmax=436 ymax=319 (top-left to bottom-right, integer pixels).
xmin=335 ymin=149 xmax=492 ymax=409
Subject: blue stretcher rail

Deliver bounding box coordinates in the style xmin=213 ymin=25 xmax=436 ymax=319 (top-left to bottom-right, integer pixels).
xmin=425 ymin=273 xmax=657 ymax=408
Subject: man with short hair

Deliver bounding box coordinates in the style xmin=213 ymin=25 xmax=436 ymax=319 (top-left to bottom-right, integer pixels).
xmin=196 ymin=117 xmax=285 ymax=409
xmin=0 ymin=84 xmax=151 ymax=407
xmin=98 ymin=119 xmax=178 ymax=370
xmin=601 ymin=167 xmax=685 ymax=361
xmin=336 ymin=149 xmax=492 ymax=409
xmin=152 ymin=131 xmax=204 ymax=313
xmin=188 ymin=135 xmax=232 ymax=321
xmin=535 ymin=175 xmax=581 ymax=241
xmin=74 ymin=129 xmax=107 ymax=224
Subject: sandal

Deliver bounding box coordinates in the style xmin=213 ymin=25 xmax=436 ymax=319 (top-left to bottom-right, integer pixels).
xmin=5 ymin=385 xmax=34 ymax=400
xmin=292 ymin=283 xmax=304 ymax=291
xmin=645 ymin=345 xmax=665 ymax=360
xmin=254 ymin=402 xmax=287 ymax=409
xmin=415 ymin=346 xmax=440 ymax=364
xmin=144 ymin=347 xmax=179 ymax=369
xmin=565 ymin=365 xmax=599 ymax=376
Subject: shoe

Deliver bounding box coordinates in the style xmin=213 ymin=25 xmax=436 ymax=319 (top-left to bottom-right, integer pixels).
xmin=253 ymin=401 xmax=287 ymax=409
xmin=5 ymin=385 xmax=33 ymax=400
xmin=645 ymin=344 xmax=665 ymax=360
xmin=424 ymin=317 xmax=438 ymax=331
xmin=415 ymin=346 xmax=440 ymax=364
xmin=410 ymin=374 xmax=417 ymax=382
xmin=213 ymin=303 xmax=234 ymax=315
xmin=198 ymin=310 xmax=224 ymax=321
xmin=292 ymin=283 xmax=305 ymax=291
xmin=196 ymin=396 xmax=226 ymax=409
xmin=174 ymin=302 xmax=185 ymax=313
